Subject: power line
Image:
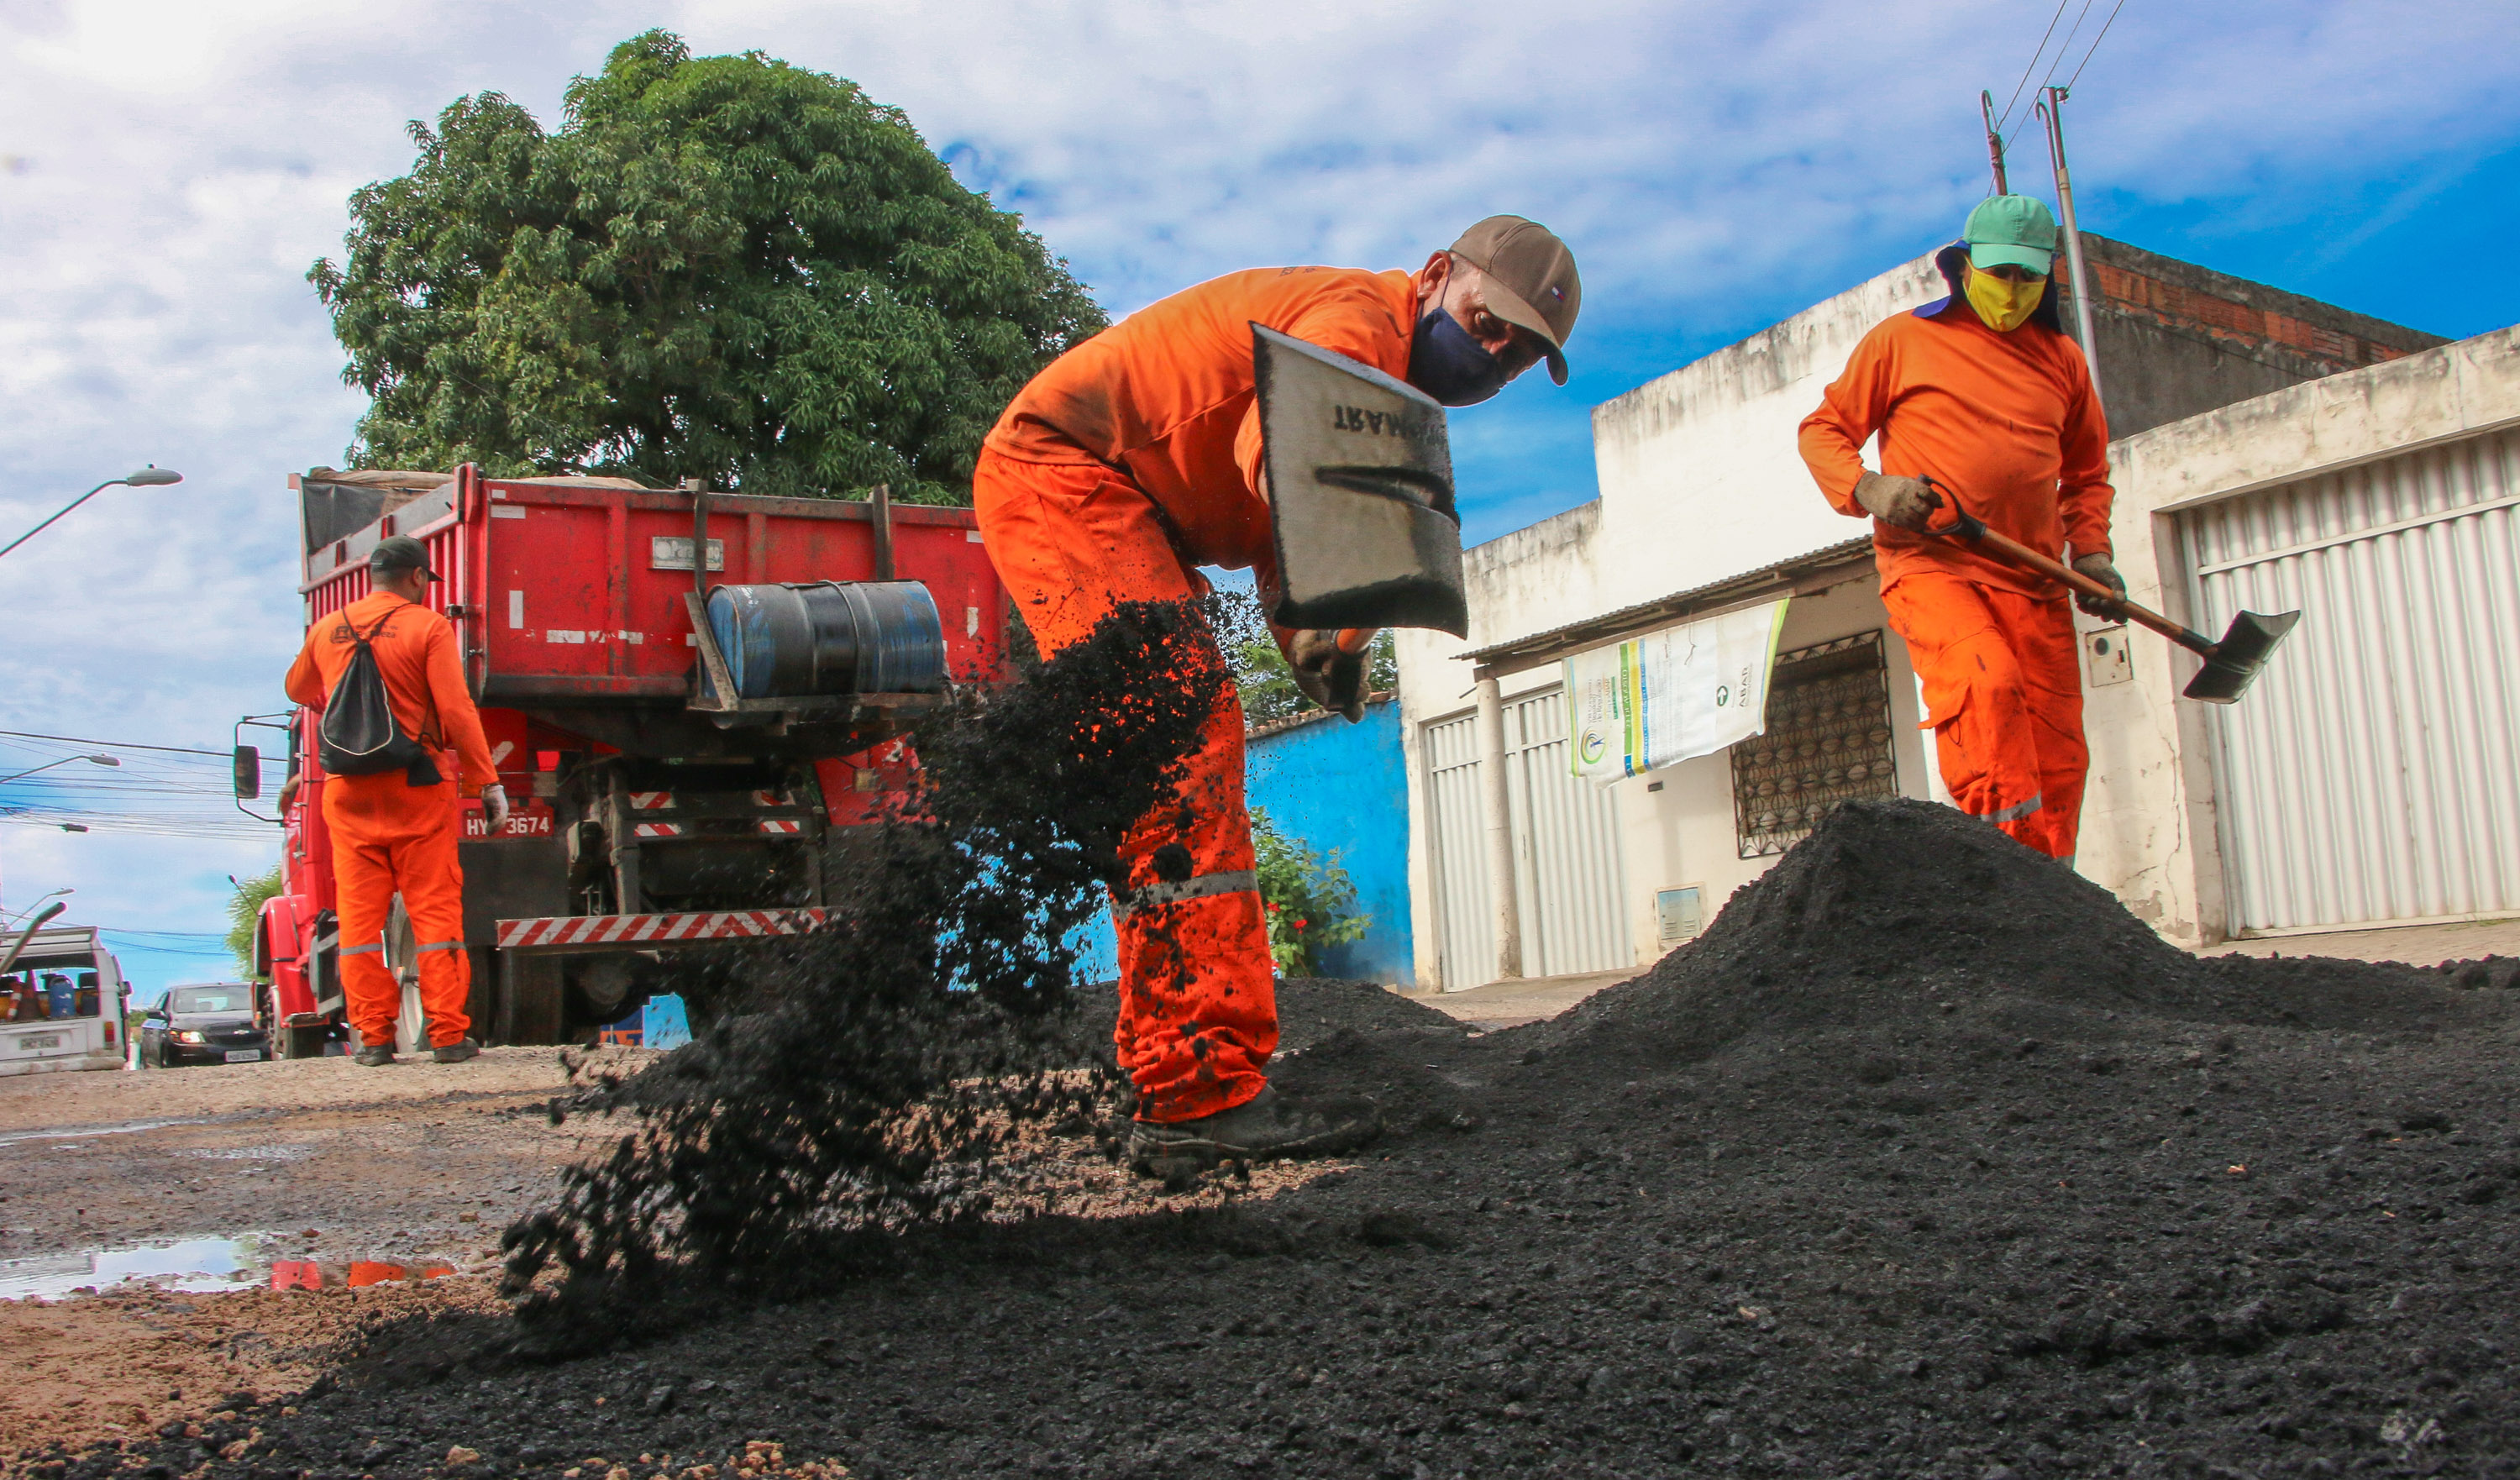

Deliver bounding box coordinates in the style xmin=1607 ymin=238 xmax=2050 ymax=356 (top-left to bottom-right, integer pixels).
xmin=1997 ymin=0 xmax=2076 ymax=134
xmin=2065 ymin=0 xmax=2130 ymax=87
xmin=2041 ymin=0 xmax=2103 ymax=96
xmin=0 ymin=728 xmax=233 ymax=758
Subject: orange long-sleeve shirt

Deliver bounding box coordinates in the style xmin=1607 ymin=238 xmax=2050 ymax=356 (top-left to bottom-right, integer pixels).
xmin=285 ymin=591 xmax=499 ymax=790
xmin=1798 ymin=293 xmax=2113 ymax=598
xmin=984 ymin=265 xmax=1420 ymax=580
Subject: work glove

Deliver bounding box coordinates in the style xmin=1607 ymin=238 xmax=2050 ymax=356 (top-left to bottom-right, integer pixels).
xmin=1285 ymin=629 xmax=1369 ymax=723
xmin=480 ymin=784 xmax=512 ymax=833
xmin=1852 ymin=470 xmax=1938 ymax=532
xmin=2071 ymin=553 xmax=2128 ymax=618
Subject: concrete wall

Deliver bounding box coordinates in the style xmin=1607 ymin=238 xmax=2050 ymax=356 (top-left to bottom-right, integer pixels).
xmin=2082 ymin=323 xmax=2520 ymax=946
xmin=1246 ymin=698 xmax=1414 ymax=984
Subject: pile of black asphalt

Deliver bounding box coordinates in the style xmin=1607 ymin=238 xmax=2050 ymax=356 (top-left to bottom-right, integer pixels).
xmin=32 ymin=798 xmax=2520 ymax=1480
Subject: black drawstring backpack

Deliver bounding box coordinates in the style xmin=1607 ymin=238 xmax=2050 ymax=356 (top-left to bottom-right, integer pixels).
xmin=318 ymin=606 xmax=442 ymax=786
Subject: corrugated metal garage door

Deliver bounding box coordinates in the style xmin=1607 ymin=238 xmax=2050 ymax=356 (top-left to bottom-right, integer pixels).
xmin=1422 ymin=711 xmax=1493 ymax=989
xmin=1504 ymin=687 xmax=1632 ymax=977
xmin=2182 ymin=428 xmax=2520 ymax=933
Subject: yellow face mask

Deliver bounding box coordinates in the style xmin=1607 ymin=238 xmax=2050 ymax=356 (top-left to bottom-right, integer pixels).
xmin=1965 ymin=263 xmax=2050 ymax=333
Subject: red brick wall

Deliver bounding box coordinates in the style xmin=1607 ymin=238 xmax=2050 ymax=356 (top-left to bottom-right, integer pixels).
xmin=2090 ymin=261 xmax=2409 ymax=372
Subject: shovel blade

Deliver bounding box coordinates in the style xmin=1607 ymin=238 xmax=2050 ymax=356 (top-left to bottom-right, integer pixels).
xmin=2181 ymin=608 xmax=2301 ymax=704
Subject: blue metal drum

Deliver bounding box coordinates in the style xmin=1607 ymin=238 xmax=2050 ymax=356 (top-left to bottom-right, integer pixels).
xmin=705 ymin=580 xmax=947 ymax=700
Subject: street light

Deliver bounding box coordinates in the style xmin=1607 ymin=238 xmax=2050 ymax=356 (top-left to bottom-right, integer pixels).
xmin=0 ymin=467 xmax=184 ymax=562
xmin=3 ymin=887 xmax=72 ymax=926
xmin=0 ymin=753 xmax=119 ymax=787
xmin=0 ymin=756 xmax=113 ymax=911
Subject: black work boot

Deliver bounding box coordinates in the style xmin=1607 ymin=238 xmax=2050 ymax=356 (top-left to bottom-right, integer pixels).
xmin=1128 ymin=1086 xmax=1380 ymax=1179
xmin=433 ymin=1037 xmax=480 ymax=1064
xmin=352 ymin=1043 xmax=396 ymax=1067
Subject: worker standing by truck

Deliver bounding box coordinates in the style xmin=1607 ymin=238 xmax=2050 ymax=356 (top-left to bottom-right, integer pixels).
xmin=976 ymin=216 xmax=1582 ymax=1173
xmin=1798 ymin=195 xmax=2124 ymax=863
xmin=283 ymin=535 xmax=509 ymax=1065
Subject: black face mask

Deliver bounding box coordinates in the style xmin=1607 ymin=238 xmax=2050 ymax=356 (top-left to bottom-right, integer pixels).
xmin=1406 ymin=306 xmax=1509 ymax=407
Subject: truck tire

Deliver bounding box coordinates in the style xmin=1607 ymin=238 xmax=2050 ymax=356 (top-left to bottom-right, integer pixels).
xmin=495 ymin=953 xmax=566 ymax=1047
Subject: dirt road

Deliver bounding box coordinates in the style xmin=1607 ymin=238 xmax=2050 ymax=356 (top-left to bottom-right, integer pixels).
xmin=8 ymin=801 xmax=2520 ymax=1477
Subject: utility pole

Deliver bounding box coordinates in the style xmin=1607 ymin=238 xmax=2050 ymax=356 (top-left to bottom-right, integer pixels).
xmin=2037 ymin=84 xmax=2107 ymax=413
xmin=1980 ymin=91 xmax=2009 ymax=196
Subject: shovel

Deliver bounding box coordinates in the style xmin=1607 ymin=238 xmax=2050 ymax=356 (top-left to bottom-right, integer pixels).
xmin=1917 ymin=478 xmax=2299 ymax=704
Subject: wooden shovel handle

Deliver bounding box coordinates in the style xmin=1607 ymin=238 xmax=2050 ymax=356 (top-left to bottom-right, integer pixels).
xmin=1917 ymin=479 xmax=2217 ymax=657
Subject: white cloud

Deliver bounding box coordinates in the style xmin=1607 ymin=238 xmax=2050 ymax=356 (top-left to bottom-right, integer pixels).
xmin=2 ymin=0 xmax=2512 ymax=987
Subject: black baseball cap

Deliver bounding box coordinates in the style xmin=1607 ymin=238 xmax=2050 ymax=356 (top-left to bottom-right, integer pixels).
xmin=370 ymin=535 xmax=440 ymax=580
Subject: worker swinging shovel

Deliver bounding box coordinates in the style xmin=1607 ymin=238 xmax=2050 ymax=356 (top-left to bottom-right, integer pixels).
xmin=1917 ymin=477 xmax=2299 ymax=704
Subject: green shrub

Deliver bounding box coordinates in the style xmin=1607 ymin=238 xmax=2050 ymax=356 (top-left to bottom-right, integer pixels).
xmin=1251 ymin=808 xmax=1368 ymax=976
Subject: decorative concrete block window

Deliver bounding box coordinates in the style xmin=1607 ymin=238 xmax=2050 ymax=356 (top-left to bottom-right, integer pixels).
xmin=1730 ymin=630 xmax=1899 ymax=858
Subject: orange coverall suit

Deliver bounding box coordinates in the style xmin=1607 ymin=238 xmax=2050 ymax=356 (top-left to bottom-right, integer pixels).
xmin=285 ymin=592 xmax=500 ymax=1047
xmin=1798 ymin=265 xmax=2114 ymax=859
xmin=977 ymin=265 xmax=1420 ymax=1123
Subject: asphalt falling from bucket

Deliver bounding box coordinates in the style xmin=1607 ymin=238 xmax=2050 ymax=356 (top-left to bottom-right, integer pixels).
xmin=500 ymin=601 xmax=1230 ymax=1344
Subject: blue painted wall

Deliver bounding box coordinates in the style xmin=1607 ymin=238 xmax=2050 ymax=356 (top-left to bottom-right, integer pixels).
xmin=1245 ymin=698 xmax=1413 ymax=984
xmin=1064 ymin=696 xmax=1412 ymax=985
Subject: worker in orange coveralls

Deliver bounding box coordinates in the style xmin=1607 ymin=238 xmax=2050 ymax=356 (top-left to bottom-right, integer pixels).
xmin=284 ymin=535 xmax=509 ymax=1066
xmin=1800 ymin=194 xmax=2124 ymax=862
xmin=978 ymin=217 xmax=1582 ymax=1174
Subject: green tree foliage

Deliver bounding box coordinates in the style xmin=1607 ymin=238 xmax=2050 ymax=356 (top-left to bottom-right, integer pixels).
xmin=1250 ymin=808 xmax=1368 ymax=975
xmin=225 ymin=863 xmax=283 ymax=980
xmin=310 ymin=30 xmax=1107 ymax=502
xmin=1210 ymin=589 xmax=1399 ymax=726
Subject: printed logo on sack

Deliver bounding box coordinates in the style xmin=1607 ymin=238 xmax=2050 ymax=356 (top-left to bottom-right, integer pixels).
xmin=1579 ymin=728 xmax=1607 ymax=764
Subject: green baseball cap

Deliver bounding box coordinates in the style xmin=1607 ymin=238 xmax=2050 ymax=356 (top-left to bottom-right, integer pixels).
xmin=1963 ymin=194 xmax=2059 ymax=275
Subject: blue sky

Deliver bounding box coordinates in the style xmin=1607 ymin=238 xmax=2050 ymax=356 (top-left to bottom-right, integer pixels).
xmin=2 ymin=0 xmax=2515 ymax=996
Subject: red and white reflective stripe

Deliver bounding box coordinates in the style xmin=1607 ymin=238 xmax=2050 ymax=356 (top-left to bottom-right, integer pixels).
xmin=628 ymin=791 xmax=675 ymax=811
xmin=633 ymin=821 xmax=685 ymax=837
xmin=752 ymin=789 xmax=788 ymax=806
xmin=757 ymin=819 xmax=803 ymax=835
xmin=495 ymin=908 xmax=829 ymax=950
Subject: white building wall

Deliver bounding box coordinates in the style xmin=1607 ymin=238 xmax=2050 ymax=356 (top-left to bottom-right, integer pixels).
xmin=2083 ymin=323 xmax=2520 ymax=946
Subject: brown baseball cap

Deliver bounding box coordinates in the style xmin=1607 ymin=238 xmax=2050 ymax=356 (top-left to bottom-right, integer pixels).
xmin=1449 ymin=215 xmax=1581 ymax=385
xmin=370 ymin=534 xmax=441 ymax=580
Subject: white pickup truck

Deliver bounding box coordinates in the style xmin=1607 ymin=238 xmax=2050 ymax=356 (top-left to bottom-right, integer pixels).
xmin=0 ymin=926 xmax=130 ymax=1076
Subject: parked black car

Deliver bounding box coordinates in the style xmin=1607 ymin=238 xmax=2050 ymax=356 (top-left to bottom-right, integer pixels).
xmin=139 ymin=983 xmax=270 ymax=1068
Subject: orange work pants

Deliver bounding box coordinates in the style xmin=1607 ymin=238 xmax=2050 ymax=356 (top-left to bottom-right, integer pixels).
xmin=1882 ymin=570 xmax=2087 ymax=860
xmin=323 ymin=769 xmax=471 ymax=1047
xmin=972 ymin=447 xmax=1277 ymax=1123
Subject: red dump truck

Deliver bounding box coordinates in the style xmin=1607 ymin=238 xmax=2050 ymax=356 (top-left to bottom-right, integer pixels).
xmin=243 ymin=465 xmax=1009 ymax=1051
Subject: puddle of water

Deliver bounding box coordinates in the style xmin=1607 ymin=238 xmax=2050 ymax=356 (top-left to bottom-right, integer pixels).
xmin=0 ymin=1237 xmax=464 ymax=1301
xmin=0 ymin=1117 xmax=210 ymax=1150
xmin=0 ymin=1236 xmax=264 ymax=1301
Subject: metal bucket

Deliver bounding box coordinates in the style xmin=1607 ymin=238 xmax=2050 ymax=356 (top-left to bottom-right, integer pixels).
xmin=1253 ymin=323 xmax=1467 ymax=636
xmin=704 ymin=580 xmax=947 ymax=699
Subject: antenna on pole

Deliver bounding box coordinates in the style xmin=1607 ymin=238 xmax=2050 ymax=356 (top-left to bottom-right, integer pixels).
xmin=2037 ymin=84 xmax=2106 ymax=415
xmin=1980 ymin=90 xmax=2009 ymax=195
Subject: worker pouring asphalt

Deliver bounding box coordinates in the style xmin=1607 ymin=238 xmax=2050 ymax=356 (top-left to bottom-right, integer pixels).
xmin=284 ymin=535 xmax=510 ymax=1066
xmin=1798 ymin=194 xmax=2123 ymax=862
xmin=977 ymin=216 xmax=1581 ymax=1174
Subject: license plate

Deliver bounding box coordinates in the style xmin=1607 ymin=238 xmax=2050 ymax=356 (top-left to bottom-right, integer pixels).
xmin=15 ymin=1034 xmax=62 ymax=1052
xmin=223 ymin=1049 xmax=265 ymax=1063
